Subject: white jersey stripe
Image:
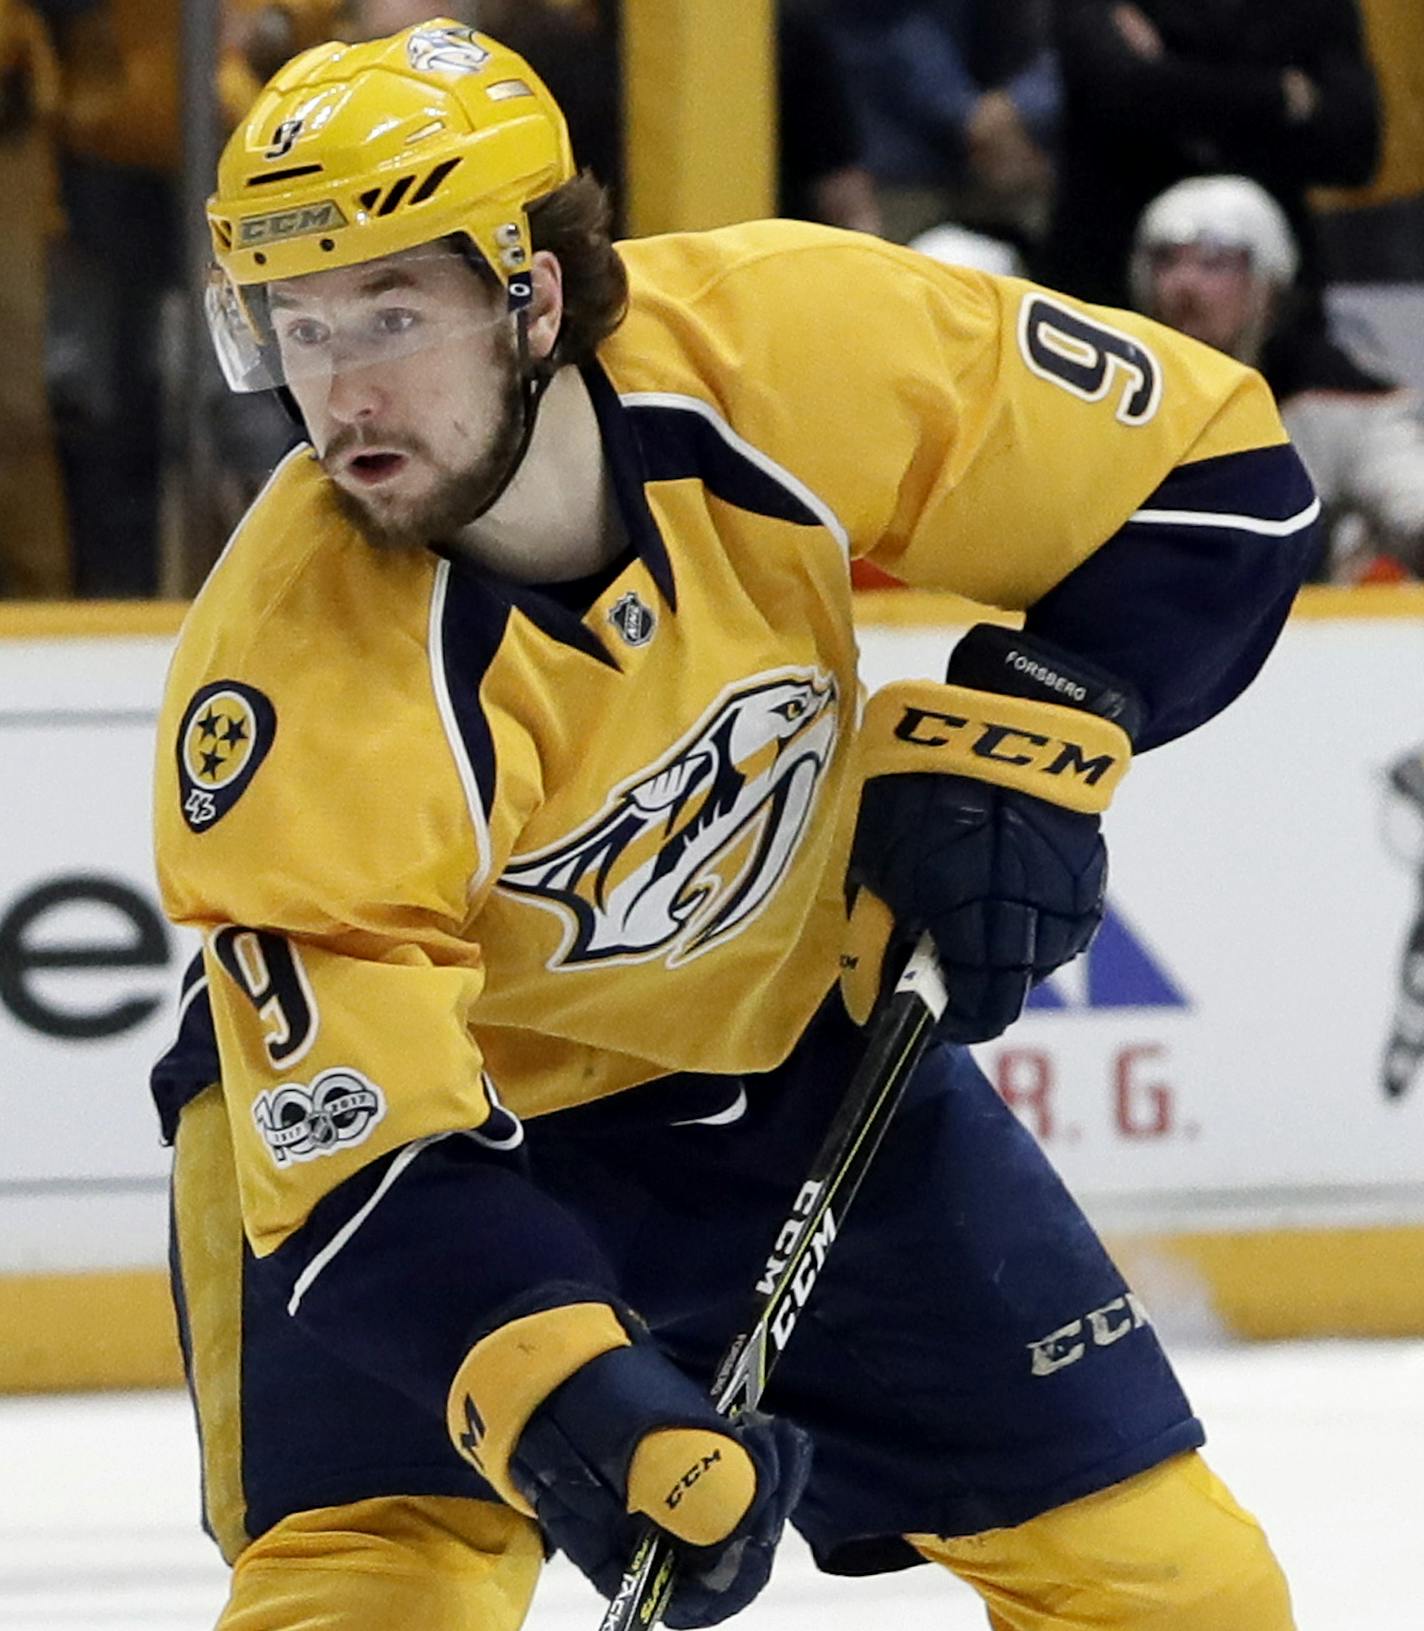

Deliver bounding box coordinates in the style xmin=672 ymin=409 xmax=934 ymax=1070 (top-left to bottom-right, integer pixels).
xmin=619 ymin=390 xmax=851 ymax=554
xmin=428 ymin=557 xmax=494 ymax=897
xmin=1127 ymin=496 xmax=1322 ymax=537
xmin=670 ymin=1084 xmax=750 ymax=1127
xmin=288 ymin=1132 xmax=453 ymax=1316
xmin=176 ymin=974 xmax=209 ymax=1026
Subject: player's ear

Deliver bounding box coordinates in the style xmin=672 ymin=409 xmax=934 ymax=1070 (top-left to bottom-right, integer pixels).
xmin=526 ymin=250 xmax=564 ymax=364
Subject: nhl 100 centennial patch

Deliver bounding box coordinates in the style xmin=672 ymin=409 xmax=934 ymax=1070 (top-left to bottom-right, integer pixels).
xmin=253 ymin=1067 xmax=388 ymax=1166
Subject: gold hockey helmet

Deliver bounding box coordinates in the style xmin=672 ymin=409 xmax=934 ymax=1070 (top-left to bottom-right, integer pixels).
xmin=206 ymin=19 xmax=574 ymax=391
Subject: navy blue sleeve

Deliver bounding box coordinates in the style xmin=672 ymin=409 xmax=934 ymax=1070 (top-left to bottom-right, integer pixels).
xmin=1024 ymin=443 xmax=1321 ymax=752
xmin=265 ymin=1130 xmax=624 ymax=1417
xmin=150 ymin=950 xmax=218 ymax=1144
xmin=1054 ymin=0 xmax=1378 ymax=185
xmin=153 ymin=973 xmax=624 ymax=1418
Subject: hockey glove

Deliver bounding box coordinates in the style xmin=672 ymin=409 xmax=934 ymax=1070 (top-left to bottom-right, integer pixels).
xmin=447 ymin=1298 xmax=810 ymax=1629
xmin=842 ymin=624 xmax=1142 ymax=1044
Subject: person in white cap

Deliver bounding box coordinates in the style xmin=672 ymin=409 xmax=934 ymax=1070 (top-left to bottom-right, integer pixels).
xmin=1133 ymin=174 xmax=1424 ymax=582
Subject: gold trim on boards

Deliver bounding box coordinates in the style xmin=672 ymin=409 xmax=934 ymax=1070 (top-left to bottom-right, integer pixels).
xmin=5 ymin=1229 xmax=1424 ymax=1393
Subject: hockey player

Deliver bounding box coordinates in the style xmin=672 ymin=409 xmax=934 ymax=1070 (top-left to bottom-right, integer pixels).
xmin=1130 ymin=173 xmax=1424 ymax=583
xmin=152 ymin=21 xmax=1317 ymax=1631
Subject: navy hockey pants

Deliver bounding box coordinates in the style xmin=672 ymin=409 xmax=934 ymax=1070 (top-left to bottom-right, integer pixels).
xmin=170 ymin=997 xmax=1202 ymax=1572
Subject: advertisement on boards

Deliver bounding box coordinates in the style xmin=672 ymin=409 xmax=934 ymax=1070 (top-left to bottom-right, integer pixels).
xmin=4 ymin=610 xmax=1424 ymax=1280
xmin=0 ymin=636 xmax=195 ymax=1274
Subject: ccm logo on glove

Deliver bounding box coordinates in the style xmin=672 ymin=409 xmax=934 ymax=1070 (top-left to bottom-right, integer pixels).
xmin=862 ymin=683 xmax=1131 ymax=815
xmin=843 ymin=624 xmax=1142 ymax=1043
xmin=663 ymin=1446 xmax=722 ymax=1510
xmin=894 ymin=703 xmax=1118 ymax=781
xmin=447 ymin=1297 xmax=811 ymax=1628
xmin=627 ymin=1429 xmax=754 ymax=1542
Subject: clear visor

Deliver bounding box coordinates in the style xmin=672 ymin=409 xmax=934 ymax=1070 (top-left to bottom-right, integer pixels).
xmin=205 ymin=252 xmax=517 ymax=394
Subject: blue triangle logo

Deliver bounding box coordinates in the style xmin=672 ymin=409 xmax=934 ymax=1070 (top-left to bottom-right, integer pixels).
xmin=1027 ymin=903 xmax=1189 ymax=1010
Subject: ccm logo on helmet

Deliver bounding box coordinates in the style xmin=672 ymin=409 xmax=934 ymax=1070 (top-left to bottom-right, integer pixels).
xmin=239 ymin=201 xmax=348 ymax=247
xmin=894 ymin=705 xmax=1120 ymax=786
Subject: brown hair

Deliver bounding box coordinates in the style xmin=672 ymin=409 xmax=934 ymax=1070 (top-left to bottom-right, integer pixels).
xmin=528 ymin=171 xmax=629 ymax=368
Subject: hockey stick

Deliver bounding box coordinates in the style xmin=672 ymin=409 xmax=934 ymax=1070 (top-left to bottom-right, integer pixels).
xmin=597 ymin=933 xmax=947 ymax=1631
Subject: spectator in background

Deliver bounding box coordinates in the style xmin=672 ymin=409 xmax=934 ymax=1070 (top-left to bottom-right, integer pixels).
xmin=38 ymin=0 xmax=340 ymax=598
xmin=0 ymin=0 xmax=69 ymax=596
xmin=221 ymin=0 xmax=347 ymax=115
xmin=337 ymin=0 xmax=437 ymax=35
xmin=778 ymin=0 xmax=882 ymax=234
xmin=1131 ymin=174 xmax=1424 ymax=583
xmin=563 ymin=0 xmax=883 ymax=236
xmin=820 ymin=0 xmax=1059 ymax=246
xmin=473 ymin=0 xmax=622 ymax=214
xmin=1042 ymin=0 xmax=1381 ymax=307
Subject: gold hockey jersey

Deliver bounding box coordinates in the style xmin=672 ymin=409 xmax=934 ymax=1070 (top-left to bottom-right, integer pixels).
xmin=153 ymin=220 xmax=1313 ymax=1254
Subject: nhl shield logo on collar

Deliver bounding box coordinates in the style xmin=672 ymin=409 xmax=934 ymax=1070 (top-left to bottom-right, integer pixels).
xmin=177 ymin=680 xmax=276 ymax=832
xmin=608 ymin=590 xmax=656 ymax=648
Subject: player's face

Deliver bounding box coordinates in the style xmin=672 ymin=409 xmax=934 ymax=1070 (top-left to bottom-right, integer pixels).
xmin=271 ymin=246 xmax=524 ymax=549
xmin=1146 ymin=242 xmax=1259 ymax=358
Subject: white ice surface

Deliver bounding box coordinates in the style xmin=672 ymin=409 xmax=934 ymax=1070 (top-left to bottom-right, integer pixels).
xmin=2 ymin=1340 xmax=1418 ymax=1629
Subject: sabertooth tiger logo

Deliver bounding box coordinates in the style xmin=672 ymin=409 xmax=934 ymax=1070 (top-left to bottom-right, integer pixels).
xmin=500 ymin=669 xmax=839 ymax=968
xmin=407 ymin=24 xmax=491 ymax=76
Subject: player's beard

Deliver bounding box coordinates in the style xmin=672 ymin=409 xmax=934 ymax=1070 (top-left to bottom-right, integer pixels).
xmin=324 ymin=340 xmax=526 ymax=552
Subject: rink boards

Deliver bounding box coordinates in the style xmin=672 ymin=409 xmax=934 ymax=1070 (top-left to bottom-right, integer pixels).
xmin=2 ymin=589 xmax=1423 ymax=1389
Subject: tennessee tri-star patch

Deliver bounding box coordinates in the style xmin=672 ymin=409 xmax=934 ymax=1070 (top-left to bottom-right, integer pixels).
xmin=176 ymin=681 xmax=276 ymax=832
